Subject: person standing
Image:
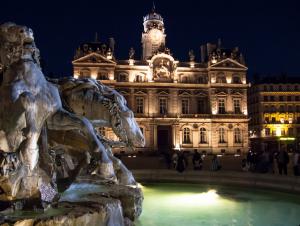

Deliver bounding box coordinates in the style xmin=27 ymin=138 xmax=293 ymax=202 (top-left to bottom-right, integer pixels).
xmin=176 ymin=152 xmax=186 ymax=173
xmin=293 ymin=150 xmax=300 ymax=176
xmin=211 ymin=154 xmax=221 ymax=171
xmin=276 ymin=149 xmax=289 ymax=175
xmin=192 ymin=149 xmax=202 ymax=170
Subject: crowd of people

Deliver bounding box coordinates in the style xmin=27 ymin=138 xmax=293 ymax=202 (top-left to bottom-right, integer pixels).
xmin=164 ymin=148 xmax=300 ymax=176
xmin=242 ymin=148 xmax=300 ymax=176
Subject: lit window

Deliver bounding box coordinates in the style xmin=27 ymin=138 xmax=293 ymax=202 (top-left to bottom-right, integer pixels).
xmin=233 ymin=99 xmax=241 ymax=114
xmin=288 ymin=128 xmax=293 ymax=136
xmin=234 ymin=128 xmax=242 ymax=143
xmin=183 ymin=128 xmax=191 ymax=144
xmin=159 ymin=98 xmax=167 ymax=114
xmin=98 ymin=72 xmax=108 ymax=80
xmin=136 ymin=97 xmax=144 ymax=114
xmin=199 ymin=128 xmax=207 ymax=144
xmin=219 ymin=128 xmax=226 ymax=143
xmin=182 ymin=99 xmax=189 ymax=114
xmin=218 ymin=99 xmax=226 ymax=114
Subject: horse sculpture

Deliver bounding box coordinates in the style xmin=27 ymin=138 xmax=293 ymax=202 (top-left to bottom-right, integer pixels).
xmin=47 ymin=77 xmax=145 ymax=185
xmin=0 ymin=23 xmax=115 ymax=203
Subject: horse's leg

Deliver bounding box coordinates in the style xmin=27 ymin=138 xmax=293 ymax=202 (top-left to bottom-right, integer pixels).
xmin=18 ymin=92 xmax=40 ymax=171
xmin=47 ymin=109 xmax=115 ymax=179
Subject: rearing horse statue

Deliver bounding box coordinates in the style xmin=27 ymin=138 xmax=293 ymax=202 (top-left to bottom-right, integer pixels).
xmin=0 ymin=23 xmax=115 ymax=201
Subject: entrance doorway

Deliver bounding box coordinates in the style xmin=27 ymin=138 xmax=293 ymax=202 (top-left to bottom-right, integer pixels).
xmin=157 ymin=125 xmax=172 ymax=152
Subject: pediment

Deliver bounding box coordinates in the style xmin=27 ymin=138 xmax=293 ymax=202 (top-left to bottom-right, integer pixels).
xmin=157 ymin=89 xmax=169 ymax=95
xmin=72 ymin=53 xmax=116 ymax=65
xmin=178 ymin=90 xmax=192 ymax=96
xmin=134 ymin=89 xmax=147 ymax=95
xmin=193 ymin=90 xmax=208 ymax=96
xmin=209 ymin=58 xmax=247 ymax=70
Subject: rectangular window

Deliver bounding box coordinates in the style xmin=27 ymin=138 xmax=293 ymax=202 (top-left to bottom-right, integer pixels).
xmin=279 ymin=96 xmax=284 ymax=101
xmin=270 ymin=96 xmax=275 ymax=101
xmin=264 ymin=96 xmax=268 ymax=102
xmin=288 ymin=128 xmax=293 ymax=136
xmin=233 ymin=99 xmax=241 ymax=114
xmin=295 ymin=96 xmax=299 ymax=101
xmin=271 ymin=117 xmax=276 ymax=123
xmin=181 ymin=99 xmax=189 ymax=114
xmin=218 ymin=99 xmax=226 ymax=114
xmin=197 ymin=99 xmax=206 ymax=114
xmin=288 ymin=105 xmax=293 ymax=112
xmin=159 ymin=98 xmax=168 ymax=114
xmin=136 ymin=97 xmax=144 ymax=114
xmin=296 ymin=106 xmax=300 ymax=112
xmin=287 ymin=96 xmax=292 ymax=101
xmin=279 ymin=105 xmax=285 ymax=112
xmin=264 ymin=117 xmax=269 ymax=123
xmin=265 ymin=128 xmax=270 ymax=136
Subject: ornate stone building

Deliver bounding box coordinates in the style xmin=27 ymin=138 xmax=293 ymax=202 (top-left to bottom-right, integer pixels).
xmin=72 ymin=8 xmax=249 ymax=154
xmin=248 ymin=78 xmax=300 ymax=151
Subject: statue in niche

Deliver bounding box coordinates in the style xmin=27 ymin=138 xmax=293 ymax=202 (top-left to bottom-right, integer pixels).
xmin=153 ymin=59 xmax=171 ymax=79
xmin=189 ymin=49 xmax=195 ymax=62
xmin=129 ymin=47 xmax=135 ymax=59
xmin=0 ymin=22 xmax=144 ymax=225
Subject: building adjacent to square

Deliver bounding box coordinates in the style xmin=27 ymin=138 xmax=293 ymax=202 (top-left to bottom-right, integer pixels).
xmin=248 ymin=76 xmax=300 ymax=151
xmin=72 ymin=8 xmax=249 ymax=154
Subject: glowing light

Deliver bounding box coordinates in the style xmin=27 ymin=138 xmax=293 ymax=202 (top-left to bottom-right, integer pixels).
xmin=276 ymin=127 xmax=281 ymax=136
xmin=190 ymin=62 xmax=195 ymax=68
xmin=279 ymin=137 xmax=295 ymax=141
xmin=129 ymin=59 xmax=135 ymax=66
xmin=170 ymin=190 xmax=220 ymax=206
xmin=175 ymin=143 xmax=180 ymax=150
xmin=91 ymin=72 xmax=97 ymax=80
xmin=74 ymin=74 xmax=79 ymax=79
xmin=280 ymin=118 xmax=284 ymax=124
xmin=211 ymin=58 xmax=217 ymax=64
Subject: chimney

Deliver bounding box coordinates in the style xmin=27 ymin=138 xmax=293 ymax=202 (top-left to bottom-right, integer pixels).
xmin=109 ymin=37 xmax=115 ymax=53
xmin=207 ymin=43 xmax=212 ymax=57
xmin=217 ymin=38 xmax=222 ymax=48
xmin=200 ymin=45 xmax=206 ymax=63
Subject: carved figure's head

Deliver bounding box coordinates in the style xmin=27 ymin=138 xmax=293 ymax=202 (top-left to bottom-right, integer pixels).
xmin=0 ymin=22 xmax=38 ymax=67
xmin=109 ymin=91 xmax=145 ymax=148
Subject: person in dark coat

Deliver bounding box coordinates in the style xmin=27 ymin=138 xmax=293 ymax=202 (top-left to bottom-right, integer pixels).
xmin=176 ymin=152 xmax=186 ymax=173
xmin=276 ymin=149 xmax=289 ymax=175
xmin=192 ymin=149 xmax=203 ymax=170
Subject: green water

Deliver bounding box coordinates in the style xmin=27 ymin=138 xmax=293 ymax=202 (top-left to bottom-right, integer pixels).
xmin=136 ymin=183 xmax=300 ymax=226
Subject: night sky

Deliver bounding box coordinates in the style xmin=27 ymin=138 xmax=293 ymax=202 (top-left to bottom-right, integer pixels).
xmin=1 ymin=0 xmax=300 ymax=80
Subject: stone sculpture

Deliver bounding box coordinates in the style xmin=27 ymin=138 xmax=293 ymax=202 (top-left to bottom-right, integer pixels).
xmin=0 ymin=22 xmax=144 ymax=226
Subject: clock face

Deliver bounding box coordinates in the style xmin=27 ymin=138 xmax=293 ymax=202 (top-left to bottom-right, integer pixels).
xmin=149 ymin=29 xmax=162 ymax=44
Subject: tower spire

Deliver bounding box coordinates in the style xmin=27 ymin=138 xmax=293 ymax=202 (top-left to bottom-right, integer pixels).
xmin=152 ymin=1 xmax=156 ymax=12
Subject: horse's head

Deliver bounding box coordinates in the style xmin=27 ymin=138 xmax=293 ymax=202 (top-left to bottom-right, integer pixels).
xmin=0 ymin=22 xmax=36 ymax=67
xmin=109 ymin=93 xmax=145 ymax=148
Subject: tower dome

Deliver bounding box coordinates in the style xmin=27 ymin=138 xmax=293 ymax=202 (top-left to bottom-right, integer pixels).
xmin=143 ymin=7 xmax=164 ymax=33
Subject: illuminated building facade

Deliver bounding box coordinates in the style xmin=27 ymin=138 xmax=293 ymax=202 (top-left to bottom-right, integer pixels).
xmin=248 ymin=79 xmax=300 ymax=151
xmin=72 ymin=8 xmax=249 ymax=154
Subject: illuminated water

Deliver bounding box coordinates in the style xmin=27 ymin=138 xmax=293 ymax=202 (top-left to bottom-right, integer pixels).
xmin=136 ymin=183 xmax=300 ymax=226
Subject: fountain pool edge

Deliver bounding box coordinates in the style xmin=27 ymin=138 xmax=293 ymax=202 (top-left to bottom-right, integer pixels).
xmin=132 ymin=169 xmax=300 ymax=193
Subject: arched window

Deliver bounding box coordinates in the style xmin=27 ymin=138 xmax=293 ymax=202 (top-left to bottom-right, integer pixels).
xmin=216 ymin=74 xmax=226 ymax=83
xmin=234 ymin=128 xmax=242 ymax=143
xmin=181 ymin=76 xmax=189 ymax=83
xmin=197 ymin=76 xmax=205 ymax=84
xmin=98 ymin=72 xmax=108 ymax=80
xmin=219 ymin=128 xmax=226 ymax=143
xmin=118 ymin=73 xmax=128 ymax=82
xmin=183 ymin=128 xmax=191 ymax=144
xmin=199 ymin=128 xmax=207 ymax=144
xmin=135 ymin=75 xmax=143 ymax=82
xmin=80 ymin=68 xmax=91 ymax=78
xmin=232 ymin=76 xmax=241 ymax=84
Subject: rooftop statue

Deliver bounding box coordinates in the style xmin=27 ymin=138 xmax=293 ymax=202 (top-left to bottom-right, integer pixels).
xmin=0 ymin=23 xmax=144 ymax=225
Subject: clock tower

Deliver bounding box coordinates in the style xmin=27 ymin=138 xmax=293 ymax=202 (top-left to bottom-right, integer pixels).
xmin=141 ymin=7 xmax=166 ymax=60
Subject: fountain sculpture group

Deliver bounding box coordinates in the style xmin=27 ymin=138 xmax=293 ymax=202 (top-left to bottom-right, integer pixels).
xmin=0 ymin=22 xmax=144 ymax=226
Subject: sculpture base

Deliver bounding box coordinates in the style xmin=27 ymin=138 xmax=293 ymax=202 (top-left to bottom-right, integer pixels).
xmin=0 ymin=176 xmax=143 ymax=226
